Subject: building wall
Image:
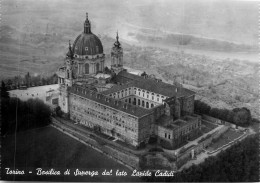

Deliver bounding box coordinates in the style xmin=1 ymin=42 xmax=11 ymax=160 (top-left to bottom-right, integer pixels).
xmin=107 ymin=86 xmax=168 ymax=109
xmin=121 ymin=95 xmax=160 ymax=109
xmin=69 ymin=93 xmax=140 ymax=146
xmin=138 ymin=113 xmax=154 ymax=144
xmin=59 ymin=86 xmax=69 ymax=113
xmin=158 ymin=126 xmax=174 ymax=143
xmin=182 ymin=95 xmax=195 ymax=115
xmin=108 ymin=87 xmax=168 ymax=104
xmin=157 ymin=116 xmax=201 ymax=149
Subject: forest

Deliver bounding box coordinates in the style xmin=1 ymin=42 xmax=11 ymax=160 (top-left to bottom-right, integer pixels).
xmin=194 ymin=100 xmax=252 ymax=126
xmin=2 ymin=72 xmax=58 ymax=90
xmin=1 ymin=81 xmax=51 ymax=136
xmin=143 ymin=134 xmax=259 ymax=182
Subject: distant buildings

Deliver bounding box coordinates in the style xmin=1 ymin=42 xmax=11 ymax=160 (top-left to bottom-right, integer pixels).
xmin=56 ymin=13 xmax=201 ymax=148
xmin=8 ymin=84 xmax=59 ymax=109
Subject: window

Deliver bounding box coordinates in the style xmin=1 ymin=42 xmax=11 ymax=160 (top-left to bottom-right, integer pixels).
xmin=146 ymin=102 xmax=149 ymax=108
xmin=96 ymin=46 xmax=99 ymax=52
xmin=165 ymin=133 xmax=167 ymax=138
xmin=168 ymin=134 xmax=171 ymax=139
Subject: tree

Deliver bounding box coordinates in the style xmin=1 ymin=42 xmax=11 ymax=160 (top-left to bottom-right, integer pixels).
xmin=233 ymin=108 xmax=251 ymax=126
xmin=25 ymin=72 xmax=31 ymax=87
xmin=194 ymin=100 xmax=211 ymax=114
xmin=2 ymin=98 xmax=51 ymax=135
xmin=1 ymin=81 xmax=9 ymax=99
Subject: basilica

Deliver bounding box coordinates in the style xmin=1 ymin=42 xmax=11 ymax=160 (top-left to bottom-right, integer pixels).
xmin=57 ymin=13 xmax=201 ymax=148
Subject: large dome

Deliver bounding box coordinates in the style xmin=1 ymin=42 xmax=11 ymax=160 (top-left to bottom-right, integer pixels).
xmin=72 ymin=13 xmax=103 ymax=56
xmin=73 ymin=33 xmax=103 ymax=56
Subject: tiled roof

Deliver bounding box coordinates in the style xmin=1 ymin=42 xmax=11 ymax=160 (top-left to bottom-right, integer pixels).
xmin=103 ymin=71 xmax=195 ymax=98
xmin=101 ymin=83 xmax=133 ymax=95
xmin=156 ymin=114 xmax=199 ymax=131
xmin=68 ymin=85 xmax=153 ymax=118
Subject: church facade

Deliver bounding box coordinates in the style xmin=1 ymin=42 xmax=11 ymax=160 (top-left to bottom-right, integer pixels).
xmin=57 ymin=13 xmax=201 ymax=149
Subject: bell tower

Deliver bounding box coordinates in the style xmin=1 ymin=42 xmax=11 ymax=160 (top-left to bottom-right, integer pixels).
xmin=111 ymin=31 xmax=123 ymax=74
xmin=65 ymin=40 xmax=74 ymax=87
xmin=58 ymin=41 xmax=74 ymax=114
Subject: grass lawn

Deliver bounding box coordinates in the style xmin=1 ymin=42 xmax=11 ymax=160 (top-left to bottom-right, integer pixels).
xmin=1 ymin=126 xmax=140 ymax=182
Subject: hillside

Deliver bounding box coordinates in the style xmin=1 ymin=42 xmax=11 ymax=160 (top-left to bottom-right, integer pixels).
xmin=1 ymin=0 xmax=258 ymax=118
xmin=1 ymin=0 xmax=257 ymax=78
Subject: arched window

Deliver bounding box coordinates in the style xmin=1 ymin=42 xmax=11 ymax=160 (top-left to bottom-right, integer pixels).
xmin=146 ymin=102 xmax=149 ymax=108
xmin=85 ymin=63 xmax=89 ymax=74
xmin=151 ymin=104 xmax=154 ymax=108
xmin=138 ymin=99 xmax=140 ymax=106
xmin=142 ymin=101 xmax=145 ymax=107
xmin=96 ymin=63 xmax=100 ymax=72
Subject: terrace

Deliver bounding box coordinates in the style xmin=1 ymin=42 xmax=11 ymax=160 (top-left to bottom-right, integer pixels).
xmin=206 ymin=128 xmax=244 ymax=151
xmin=201 ymin=120 xmax=218 ymax=134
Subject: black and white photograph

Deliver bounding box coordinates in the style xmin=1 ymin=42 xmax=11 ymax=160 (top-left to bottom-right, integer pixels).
xmin=0 ymin=0 xmax=259 ymax=182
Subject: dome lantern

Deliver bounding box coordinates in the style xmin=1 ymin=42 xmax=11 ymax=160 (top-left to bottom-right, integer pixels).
xmin=84 ymin=12 xmax=91 ymax=34
xmin=72 ymin=13 xmax=103 ymax=56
